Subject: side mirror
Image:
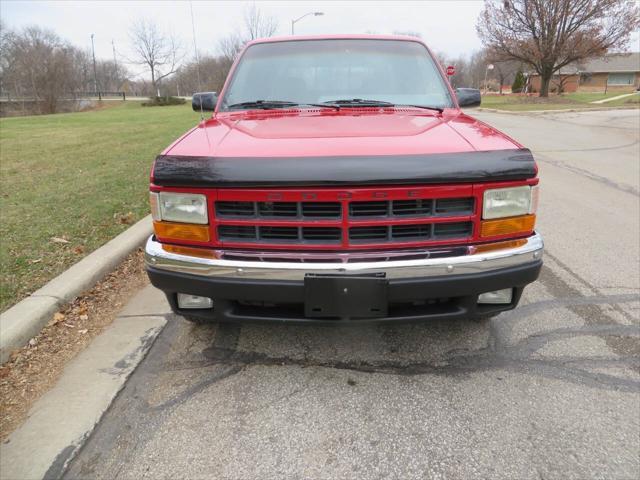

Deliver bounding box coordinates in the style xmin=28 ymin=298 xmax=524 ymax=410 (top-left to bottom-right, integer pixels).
xmin=192 ymin=92 xmax=218 ymax=112
xmin=455 ymin=88 xmax=481 ymax=108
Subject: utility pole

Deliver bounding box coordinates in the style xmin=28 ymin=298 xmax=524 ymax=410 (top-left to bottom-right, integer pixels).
xmin=91 ymin=34 xmax=99 ymax=98
xmin=112 ymin=39 xmax=118 ymax=90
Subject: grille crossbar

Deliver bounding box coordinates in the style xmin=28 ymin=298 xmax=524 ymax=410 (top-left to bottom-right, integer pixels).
xmin=217 ymin=198 xmax=473 ymax=219
xmin=215 ymin=196 xmax=475 ymax=246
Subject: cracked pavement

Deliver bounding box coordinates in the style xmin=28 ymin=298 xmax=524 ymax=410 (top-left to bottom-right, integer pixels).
xmin=64 ymin=109 xmax=640 ymax=480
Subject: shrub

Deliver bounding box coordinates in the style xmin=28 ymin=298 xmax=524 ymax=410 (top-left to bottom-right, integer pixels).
xmin=142 ymin=96 xmax=186 ymax=107
xmin=512 ymin=70 xmax=526 ymax=93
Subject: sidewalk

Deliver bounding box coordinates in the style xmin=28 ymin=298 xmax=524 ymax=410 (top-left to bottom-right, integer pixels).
xmin=590 ymin=92 xmax=638 ymax=104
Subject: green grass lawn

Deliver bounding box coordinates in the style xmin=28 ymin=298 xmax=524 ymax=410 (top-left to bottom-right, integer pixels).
xmin=480 ymin=91 xmax=640 ymax=111
xmin=0 ymin=102 xmax=201 ymax=311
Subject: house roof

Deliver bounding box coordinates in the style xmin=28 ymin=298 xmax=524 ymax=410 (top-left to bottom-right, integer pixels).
xmin=581 ymin=52 xmax=640 ymax=73
xmin=530 ymin=52 xmax=640 ymax=75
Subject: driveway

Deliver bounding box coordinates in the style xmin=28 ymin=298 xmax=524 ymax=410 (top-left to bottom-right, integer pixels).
xmin=65 ymin=109 xmax=640 ymax=480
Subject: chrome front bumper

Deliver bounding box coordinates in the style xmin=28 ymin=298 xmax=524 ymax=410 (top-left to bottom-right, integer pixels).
xmin=144 ymin=233 xmax=544 ymax=281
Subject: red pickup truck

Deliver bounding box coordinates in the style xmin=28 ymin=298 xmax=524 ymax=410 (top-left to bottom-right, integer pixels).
xmin=145 ymin=35 xmax=543 ymax=323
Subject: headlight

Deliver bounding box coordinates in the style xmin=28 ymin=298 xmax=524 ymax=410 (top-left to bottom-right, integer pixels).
xmin=149 ymin=192 xmax=161 ymax=221
xmin=152 ymin=192 xmax=208 ymax=224
xmin=483 ymin=186 xmax=536 ymax=219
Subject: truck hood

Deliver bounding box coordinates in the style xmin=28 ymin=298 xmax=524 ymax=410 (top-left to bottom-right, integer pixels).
xmin=154 ymin=109 xmax=536 ymax=188
xmin=164 ymin=108 xmax=522 ymax=158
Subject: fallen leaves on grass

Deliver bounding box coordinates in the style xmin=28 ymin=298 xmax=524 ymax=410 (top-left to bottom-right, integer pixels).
xmin=50 ymin=237 xmax=70 ymax=244
xmin=0 ymin=248 xmax=148 ymax=442
xmin=116 ymin=212 xmax=135 ymax=225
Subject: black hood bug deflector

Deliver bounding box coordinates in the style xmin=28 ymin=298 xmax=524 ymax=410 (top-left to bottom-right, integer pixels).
xmin=152 ymin=149 xmax=536 ymax=188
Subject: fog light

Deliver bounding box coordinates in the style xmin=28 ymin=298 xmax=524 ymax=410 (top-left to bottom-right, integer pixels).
xmin=477 ymin=288 xmax=513 ymax=304
xmin=177 ymin=293 xmax=213 ymax=309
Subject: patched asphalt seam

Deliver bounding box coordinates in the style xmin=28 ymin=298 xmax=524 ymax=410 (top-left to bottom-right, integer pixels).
xmin=63 ymin=301 xmax=640 ymax=479
xmin=536 ymin=138 xmax=639 ymax=153
xmin=500 ymin=293 xmax=639 ymax=320
xmin=43 ymin=430 xmax=91 ymax=480
xmin=530 ymin=112 xmax=640 ymax=131
xmin=63 ymin=317 xmax=196 ymax=478
xmin=544 ymin=251 xmax=638 ymax=324
xmin=136 ymin=316 xmax=640 ymax=400
xmin=112 ymin=327 xmax=165 ymax=371
xmin=536 ymin=154 xmax=639 ymax=197
xmin=57 ymin=320 xmax=168 ymax=479
xmin=536 ymin=257 xmax=639 ymax=373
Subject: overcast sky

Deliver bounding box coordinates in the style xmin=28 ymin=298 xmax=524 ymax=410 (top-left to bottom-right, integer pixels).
xmin=3 ymin=0 xmax=638 ymax=81
xmin=2 ymin=1 xmax=486 ymax=68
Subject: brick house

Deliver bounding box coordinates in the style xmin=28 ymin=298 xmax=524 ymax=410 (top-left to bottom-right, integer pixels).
xmin=529 ymin=52 xmax=640 ymax=93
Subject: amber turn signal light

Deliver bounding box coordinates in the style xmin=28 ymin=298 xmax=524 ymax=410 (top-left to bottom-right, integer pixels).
xmin=480 ymin=214 xmax=536 ymax=238
xmin=161 ymin=244 xmax=217 ymax=259
xmin=153 ymin=221 xmax=210 ymax=242
xmin=473 ymin=238 xmax=527 ymax=254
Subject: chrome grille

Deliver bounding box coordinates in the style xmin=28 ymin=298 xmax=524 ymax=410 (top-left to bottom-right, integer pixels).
xmin=214 ymin=193 xmax=476 ymax=247
xmin=349 ymin=222 xmax=473 ymax=243
xmin=348 ymin=197 xmax=474 ymax=218
xmin=217 ymin=201 xmax=341 ymax=219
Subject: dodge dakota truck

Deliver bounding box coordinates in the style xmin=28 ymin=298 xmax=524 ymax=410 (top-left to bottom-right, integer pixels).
xmin=145 ymin=35 xmax=543 ymax=323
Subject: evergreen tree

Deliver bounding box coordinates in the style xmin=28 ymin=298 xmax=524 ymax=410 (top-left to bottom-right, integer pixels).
xmin=512 ymin=70 xmax=525 ymax=93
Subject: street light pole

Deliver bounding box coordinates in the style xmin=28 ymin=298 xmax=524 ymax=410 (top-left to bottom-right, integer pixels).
xmin=483 ymin=63 xmax=494 ymax=95
xmin=91 ymin=34 xmax=99 ymax=98
xmin=291 ymin=11 xmax=324 ymax=35
xmin=112 ymin=39 xmax=118 ymax=86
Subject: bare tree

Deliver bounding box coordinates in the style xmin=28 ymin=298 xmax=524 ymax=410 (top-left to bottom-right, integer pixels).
xmin=465 ymin=50 xmax=490 ymax=89
xmin=434 ymin=50 xmax=490 ymax=89
xmin=96 ymin=59 xmax=129 ymax=92
xmin=1 ymin=26 xmax=85 ymax=113
xmin=486 ymin=57 xmax=521 ymax=94
xmin=476 ymin=0 xmax=640 ymax=97
xmin=392 ymin=30 xmax=422 ymax=38
xmin=165 ymin=55 xmax=231 ymax=96
xmin=243 ymin=3 xmax=277 ymax=40
xmin=128 ymin=19 xmax=182 ymax=96
xmin=218 ymin=33 xmax=245 ymax=64
xmin=197 ymin=4 xmax=278 ymax=94
xmin=0 ymin=20 xmax=14 ymax=95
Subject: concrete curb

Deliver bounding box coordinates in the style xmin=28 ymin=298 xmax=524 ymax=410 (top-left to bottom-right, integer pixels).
xmin=0 ymin=285 xmax=169 ymax=480
xmin=0 ymin=215 xmax=152 ymax=364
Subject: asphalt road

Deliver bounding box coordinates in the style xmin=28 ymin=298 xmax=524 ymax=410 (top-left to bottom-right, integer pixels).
xmin=65 ymin=109 xmax=640 ymax=480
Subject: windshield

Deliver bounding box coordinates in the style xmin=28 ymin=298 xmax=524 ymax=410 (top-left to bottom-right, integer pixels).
xmin=220 ymin=39 xmax=454 ymax=111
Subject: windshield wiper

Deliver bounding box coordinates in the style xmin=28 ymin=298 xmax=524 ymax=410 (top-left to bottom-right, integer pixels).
xmin=227 ymin=100 xmax=296 ymax=109
xmin=396 ymin=104 xmax=444 ymax=113
xmin=322 ymin=99 xmax=395 ymax=107
xmin=227 ymin=100 xmax=340 ymax=111
xmin=322 ymin=99 xmax=443 ymax=113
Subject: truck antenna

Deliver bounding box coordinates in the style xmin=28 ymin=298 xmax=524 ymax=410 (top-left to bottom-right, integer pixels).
xmin=190 ymin=1 xmax=205 ymax=123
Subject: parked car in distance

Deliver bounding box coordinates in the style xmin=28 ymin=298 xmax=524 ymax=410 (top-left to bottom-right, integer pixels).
xmin=145 ymin=35 xmax=543 ymax=323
